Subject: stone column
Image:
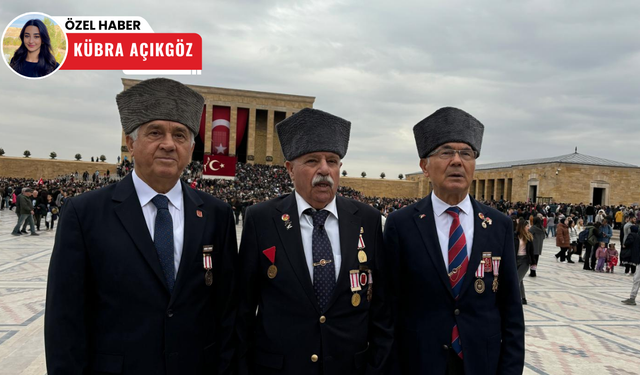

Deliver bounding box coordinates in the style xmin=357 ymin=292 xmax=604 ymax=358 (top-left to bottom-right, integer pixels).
xmin=483 ymin=179 xmax=488 ymax=200
xmin=247 ymin=107 xmax=257 ymax=165
xmin=493 ymin=179 xmax=498 ymax=201
xmin=265 ymin=109 xmax=275 ymax=165
xmin=506 ymin=178 xmax=512 ymax=201
xmin=229 ymin=106 xmax=238 ymax=157
xmin=204 ymin=103 xmax=213 ymax=155
xmin=474 ymin=179 xmax=479 ymax=198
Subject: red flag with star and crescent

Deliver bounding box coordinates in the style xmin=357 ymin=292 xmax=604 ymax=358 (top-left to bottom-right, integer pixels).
xmin=203 ymin=154 xmax=236 ymax=177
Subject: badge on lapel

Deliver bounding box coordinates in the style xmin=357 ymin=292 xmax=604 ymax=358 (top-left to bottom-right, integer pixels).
xmin=478 ymin=213 xmax=492 ymax=228
xmin=281 ymin=214 xmax=292 ymax=230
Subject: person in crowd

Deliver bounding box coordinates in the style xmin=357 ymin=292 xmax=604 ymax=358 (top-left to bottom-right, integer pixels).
xmin=44 ymin=193 xmax=58 ymax=230
xmin=555 ymin=218 xmax=571 ymax=263
xmin=622 ymin=225 xmax=640 ymax=305
xmin=606 ymin=244 xmax=618 ymax=273
xmin=44 ymin=78 xmax=238 ymax=374
xmin=595 ymin=242 xmax=608 ymax=272
xmin=529 ymin=216 xmax=545 ymax=277
xmin=575 ymin=218 xmax=586 ymax=262
xmin=567 ymin=218 xmax=578 ymax=263
xmin=9 ymin=19 xmax=60 ymax=78
xmin=583 ymin=222 xmax=602 ymax=271
xmin=384 ymin=107 xmax=524 ymax=374
xmin=11 ymin=188 xmax=38 ymax=236
xmin=514 ymin=218 xmax=534 ymax=304
xmin=547 ymin=213 xmax=556 ymax=237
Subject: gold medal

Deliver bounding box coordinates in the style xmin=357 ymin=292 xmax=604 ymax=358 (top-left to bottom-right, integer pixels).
xmin=358 ymin=250 xmax=367 ymax=263
xmin=482 ymin=222 xmax=487 ymax=229
xmin=267 ymin=265 xmax=278 ymax=279
xmin=492 ymin=277 xmax=499 ymax=293
xmin=205 ymin=270 xmax=213 ymax=286
xmin=351 ymin=293 xmax=361 ymax=307
xmin=474 ymin=278 xmax=485 ymax=294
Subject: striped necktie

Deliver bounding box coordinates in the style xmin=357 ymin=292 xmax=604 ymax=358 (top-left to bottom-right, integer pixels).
xmin=305 ymin=208 xmax=335 ymax=312
xmin=445 ymin=206 xmax=468 ymax=359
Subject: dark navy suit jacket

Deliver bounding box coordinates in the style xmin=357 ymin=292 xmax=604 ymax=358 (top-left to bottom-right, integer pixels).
xmin=45 ymin=173 xmax=238 ymax=375
xmin=384 ymin=194 xmax=524 ymax=375
xmin=236 ymin=194 xmax=394 ymax=375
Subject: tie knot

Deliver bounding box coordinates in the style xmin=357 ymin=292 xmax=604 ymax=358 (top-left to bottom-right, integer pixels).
xmin=445 ymin=206 xmax=461 ymax=217
xmin=306 ymin=208 xmax=330 ymax=227
xmin=151 ymin=195 xmax=170 ymax=210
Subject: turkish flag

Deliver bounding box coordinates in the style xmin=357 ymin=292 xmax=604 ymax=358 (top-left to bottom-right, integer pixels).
xmin=212 ymin=106 xmax=230 ymax=155
xmin=203 ymin=154 xmax=236 ymax=177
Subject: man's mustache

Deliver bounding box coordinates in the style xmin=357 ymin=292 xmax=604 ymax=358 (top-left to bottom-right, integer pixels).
xmin=312 ymin=175 xmax=334 ymax=188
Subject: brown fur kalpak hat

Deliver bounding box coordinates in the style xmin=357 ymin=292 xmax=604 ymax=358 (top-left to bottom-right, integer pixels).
xmin=413 ymin=107 xmax=485 ymax=158
xmin=116 ymin=78 xmax=204 ymax=135
xmin=276 ymin=108 xmax=351 ymax=161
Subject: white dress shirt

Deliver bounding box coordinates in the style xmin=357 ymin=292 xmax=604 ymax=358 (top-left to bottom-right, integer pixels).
xmin=132 ymin=170 xmax=185 ymax=273
xmin=431 ymin=193 xmax=475 ymax=269
xmin=295 ymin=191 xmax=342 ymax=282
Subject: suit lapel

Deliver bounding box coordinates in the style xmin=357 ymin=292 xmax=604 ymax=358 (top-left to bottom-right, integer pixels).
xmin=170 ymin=183 xmax=206 ymax=303
xmin=113 ymin=174 xmax=169 ymax=292
xmin=325 ymin=196 xmax=360 ymax=311
xmin=458 ymin=197 xmax=486 ymax=299
xmin=414 ymin=195 xmax=454 ymax=298
xmin=274 ymin=194 xmax=321 ymax=314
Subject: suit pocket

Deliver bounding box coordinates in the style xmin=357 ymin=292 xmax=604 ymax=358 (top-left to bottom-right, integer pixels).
xmin=353 ymin=345 xmax=369 ymax=371
xmin=91 ymin=353 xmax=123 ymax=374
xmin=255 ymin=349 xmax=284 ymax=370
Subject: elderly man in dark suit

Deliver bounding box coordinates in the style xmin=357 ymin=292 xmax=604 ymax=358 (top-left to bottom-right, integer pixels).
xmin=45 ymin=78 xmax=237 ymax=375
xmin=384 ymin=107 xmax=525 ymax=375
xmin=236 ymin=108 xmax=394 ymax=374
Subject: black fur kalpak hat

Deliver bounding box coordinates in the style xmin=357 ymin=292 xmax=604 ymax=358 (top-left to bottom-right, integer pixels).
xmin=413 ymin=107 xmax=484 ymax=158
xmin=116 ymin=78 xmax=204 ymax=135
xmin=276 ymin=108 xmax=351 ymax=161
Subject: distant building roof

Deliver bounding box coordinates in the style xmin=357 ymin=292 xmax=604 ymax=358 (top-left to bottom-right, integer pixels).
xmin=406 ymin=152 xmax=638 ymax=175
xmin=476 ymin=152 xmax=638 ymax=170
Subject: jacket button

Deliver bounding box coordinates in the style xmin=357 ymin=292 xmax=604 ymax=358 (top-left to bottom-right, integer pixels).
xmin=454 ymin=309 xmax=460 ymax=316
xmin=167 ymin=309 xmax=174 ymax=318
xmin=443 ymin=345 xmax=449 ymax=350
xmin=311 ymin=354 xmax=319 ymax=362
xmin=319 ymin=316 xmax=326 ymax=323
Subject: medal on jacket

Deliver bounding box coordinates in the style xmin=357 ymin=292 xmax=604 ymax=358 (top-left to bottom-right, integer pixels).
xmin=203 ymin=245 xmax=213 ymax=286
xmin=367 ymin=269 xmax=373 ymax=302
xmin=492 ymin=256 xmax=501 ymax=292
xmin=475 ymin=261 xmax=485 ymax=294
xmin=350 ymin=270 xmax=361 ymax=307
xmin=282 ymin=214 xmax=292 ymax=230
xmin=358 ymin=227 xmax=367 ymax=263
xmin=263 ymin=246 xmax=277 ymax=279
xmin=483 ymin=252 xmax=493 ymax=273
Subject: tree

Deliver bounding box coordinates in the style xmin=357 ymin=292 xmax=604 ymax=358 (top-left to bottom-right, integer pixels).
xmin=342 ymin=170 xmax=347 ymax=177
xmin=100 ymin=155 xmax=106 ymax=162
xmin=75 ymin=153 xmax=82 ymax=161
xmin=398 ymin=174 xmax=404 ymax=180
xmin=0 ymin=148 xmax=4 ymax=156
xmin=23 ymin=150 xmax=31 ymax=158
xmin=361 ymin=171 xmax=367 ymax=178
xmin=380 ymin=172 xmax=386 ymax=179
xmin=50 ymin=152 xmax=57 ymax=160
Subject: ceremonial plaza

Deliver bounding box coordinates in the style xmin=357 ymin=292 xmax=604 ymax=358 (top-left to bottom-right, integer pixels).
xmin=1 ymin=81 xmax=640 ymax=374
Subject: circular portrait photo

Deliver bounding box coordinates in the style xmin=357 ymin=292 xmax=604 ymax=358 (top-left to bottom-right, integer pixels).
xmin=2 ymin=12 xmax=67 ymax=79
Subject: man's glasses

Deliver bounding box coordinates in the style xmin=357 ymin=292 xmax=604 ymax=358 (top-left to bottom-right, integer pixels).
xmin=428 ymin=148 xmax=478 ymax=161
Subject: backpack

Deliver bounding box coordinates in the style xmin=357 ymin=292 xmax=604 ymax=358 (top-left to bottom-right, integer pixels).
xmin=587 ymin=228 xmax=598 ymax=246
xmin=578 ymin=228 xmax=590 ymax=244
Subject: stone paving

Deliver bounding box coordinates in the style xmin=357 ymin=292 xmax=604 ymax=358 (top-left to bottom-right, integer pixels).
xmin=0 ymin=207 xmax=638 ymax=374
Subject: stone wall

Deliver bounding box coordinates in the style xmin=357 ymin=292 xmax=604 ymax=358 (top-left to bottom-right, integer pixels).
xmin=0 ymin=157 xmax=117 ymax=179
xmin=340 ymin=177 xmax=422 ymax=198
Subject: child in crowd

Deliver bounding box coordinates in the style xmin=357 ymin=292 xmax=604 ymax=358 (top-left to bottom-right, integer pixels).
xmin=595 ymin=242 xmax=608 ymax=272
xmin=606 ymin=243 xmax=619 ymax=273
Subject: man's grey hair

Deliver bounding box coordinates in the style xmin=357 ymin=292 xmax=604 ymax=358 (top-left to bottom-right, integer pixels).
xmin=129 ymin=127 xmax=195 ymax=146
xmin=23 ymin=188 xmax=34 ymax=193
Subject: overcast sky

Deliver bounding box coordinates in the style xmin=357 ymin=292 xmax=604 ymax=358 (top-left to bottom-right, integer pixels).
xmin=1 ymin=0 xmax=639 ymax=180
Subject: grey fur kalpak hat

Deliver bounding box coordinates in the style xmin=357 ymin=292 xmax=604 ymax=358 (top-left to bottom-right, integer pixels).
xmin=413 ymin=107 xmax=485 ymax=158
xmin=276 ymin=108 xmax=351 ymax=161
xmin=116 ymin=78 xmax=204 ymax=135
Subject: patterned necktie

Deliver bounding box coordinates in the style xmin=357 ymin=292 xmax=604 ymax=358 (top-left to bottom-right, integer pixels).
xmin=445 ymin=206 xmax=468 ymax=359
xmin=306 ymin=209 xmax=336 ymax=311
xmin=152 ymin=195 xmax=175 ymax=292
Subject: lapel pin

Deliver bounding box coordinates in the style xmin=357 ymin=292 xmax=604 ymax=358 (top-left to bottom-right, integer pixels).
xmin=197 ymin=210 xmax=203 ymax=218
xmin=282 ymin=214 xmax=292 ymax=230
xmin=419 ymin=214 xmax=426 ymax=219
xmin=360 ymin=227 xmax=364 ymax=234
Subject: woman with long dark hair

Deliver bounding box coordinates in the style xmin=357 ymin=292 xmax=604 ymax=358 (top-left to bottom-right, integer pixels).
xmin=528 ymin=216 xmax=545 ymax=277
xmin=9 ymin=19 xmax=59 ymax=77
xmin=514 ymin=218 xmax=534 ymax=305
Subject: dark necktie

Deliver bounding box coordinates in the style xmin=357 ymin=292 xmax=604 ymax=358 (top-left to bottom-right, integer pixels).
xmin=306 ymin=209 xmax=336 ymax=311
xmin=152 ymin=195 xmax=175 ymax=292
xmin=445 ymin=206 xmax=469 ymax=359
